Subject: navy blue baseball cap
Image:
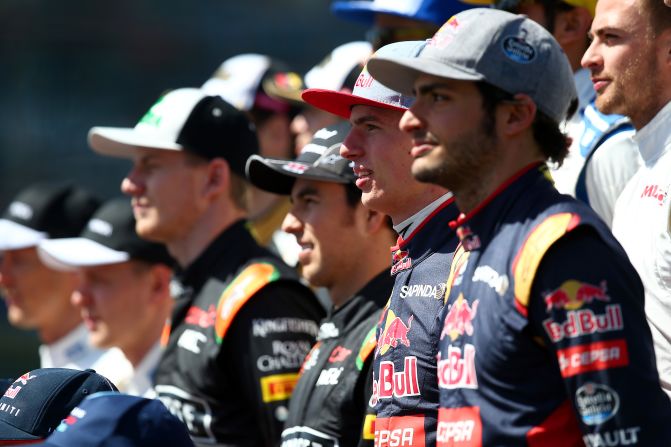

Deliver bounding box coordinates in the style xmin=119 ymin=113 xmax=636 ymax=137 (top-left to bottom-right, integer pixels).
xmin=0 ymin=368 xmax=118 ymax=442
xmin=34 ymin=393 xmax=194 ymax=447
xmin=331 ymin=0 xmax=476 ymax=26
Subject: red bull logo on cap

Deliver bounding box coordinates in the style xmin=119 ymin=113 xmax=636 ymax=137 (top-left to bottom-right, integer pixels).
xmin=3 ymin=372 xmax=35 ymax=399
xmin=441 ymin=294 xmax=479 ymax=342
xmin=544 ymin=280 xmax=609 ymax=312
xmin=377 ymin=310 xmax=414 ymax=356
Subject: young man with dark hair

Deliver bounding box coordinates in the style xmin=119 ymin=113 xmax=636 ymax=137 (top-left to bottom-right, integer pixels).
xmin=88 ymin=88 xmax=324 ymax=446
xmin=370 ymin=8 xmax=671 ymax=444
xmin=247 ymin=122 xmax=395 ymax=446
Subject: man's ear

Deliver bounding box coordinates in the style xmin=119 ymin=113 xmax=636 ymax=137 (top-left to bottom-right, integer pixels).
xmin=363 ymin=207 xmax=389 ymax=235
xmin=203 ymin=158 xmax=230 ymax=200
xmin=554 ymin=7 xmax=592 ymax=47
xmin=498 ymin=94 xmax=537 ymax=138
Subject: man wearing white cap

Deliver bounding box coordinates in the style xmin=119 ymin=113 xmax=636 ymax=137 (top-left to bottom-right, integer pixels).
xmin=38 ymin=198 xmax=174 ymax=396
xmin=0 ymin=182 xmax=103 ymax=369
xmin=302 ymin=41 xmax=459 ymax=447
xmin=369 ymin=8 xmax=671 ymax=444
xmin=87 ymin=89 xmax=324 ymax=446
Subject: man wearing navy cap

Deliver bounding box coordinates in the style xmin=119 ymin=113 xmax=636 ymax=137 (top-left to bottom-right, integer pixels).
xmin=331 ymin=0 xmax=475 ymax=49
xmin=0 ymin=182 xmax=104 ymax=370
xmin=88 ymin=88 xmax=324 ymax=446
xmin=369 ymin=7 xmax=671 ymax=444
xmin=0 ymin=368 xmax=117 ymax=444
xmin=38 ymin=198 xmax=174 ymax=396
xmin=247 ymin=122 xmax=395 ymax=447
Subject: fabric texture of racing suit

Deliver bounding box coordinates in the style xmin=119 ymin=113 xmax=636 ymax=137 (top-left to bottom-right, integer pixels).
xmin=371 ymin=196 xmax=459 ymax=447
xmin=153 ymin=220 xmax=325 ymax=447
xmin=437 ymin=163 xmax=671 ymax=446
xmin=280 ymin=270 xmax=393 ymax=447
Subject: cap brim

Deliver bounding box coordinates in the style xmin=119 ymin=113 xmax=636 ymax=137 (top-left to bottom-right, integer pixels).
xmin=0 ymin=219 xmax=47 ymax=251
xmin=38 ymin=238 xmax=130 ymax=271
xmin=0 ymin=420 xmax=42 ymax=442
xmin=246 ymin=155 xmax=351 ymax=195
xmin=88 ymin=127 xmax=182 ymax=159
xmin=301 ymin=88 xmax=405 ymax=119
xmin=330 ymin=1 xmax=392 ymax=24
xmin=366 ymin=56 xmax=484 ymax=96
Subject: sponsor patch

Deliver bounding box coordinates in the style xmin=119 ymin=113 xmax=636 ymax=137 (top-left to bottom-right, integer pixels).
xmin=437 ymin=407 xmax=482 ymax=446
xmin=472 ymin=266 xmax=508 ymax=296
xmin=557 ymin=339 xmax=629 ymax=378
xmin=441 ymin=294 xmax=478 ymax=342
xmin=252 ymin=318 xmax=319 ymax=338
xmin=316 ymin=367 xmax=344 ymax=386
xmin=543 ymin=305 xmax=623 ymax=342
xmin=437 ymin=344 xmax=478 ymax=390
xmin=215 ymin=263 xmax=281 ymax=343
xmin=399 ymin=283 xmax=447 ymax=300
xmin=257 ymin=340 xmax=312 ymax=373
xmin=370 ymin=357 xmax=420 ymax=407
xmin=583 ymin=427 xmax=641 ymax=447
xmin=155 ymin=385 xmax=216 ymax=442
xmin=3 ymin=372 xmax=35 ymax=400
xmin=328 ymin=346 xmax=352 ymax=363
xmin=0 ymin=403 xmax=21 ymax=416
xmin=575 ymin=382 xmax=620 ymax=425
xmin=363 ymin=414 xmax=376 ymax=440
xmin=640 ymin=184 xmax=667 ymax=206
xmin=456 ymin=226 xmax=481 ymax=251
xmin=185 ymin=304 xmax=216 ymax=328
xmin=177 ymin=328 xmax=207 ymax=354
xmin=377 ymin=311 xmax=413 ymax=356
xmin=445 ymin=246 xmax=470 ymax=302
xmin=544 ymin=280 xmax=609 ymax=311
xmin=300 ymin=342 xmax=321 ymax=374
xmin=501 ymin=35 xmax=536 ymax=63
xmin=260 ymin=373 xmax=299 ymax=403
xmin=374 ymin=415 xmax=426 ymax=447
xmin=280 ymin=426 xmax=338 ymax=447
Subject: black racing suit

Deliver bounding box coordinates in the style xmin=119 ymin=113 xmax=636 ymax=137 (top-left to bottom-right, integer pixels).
xmin=281 ymin=270 xmax=393 ymax=447
xmin=154 ymin=220 xmax=325 ymax=447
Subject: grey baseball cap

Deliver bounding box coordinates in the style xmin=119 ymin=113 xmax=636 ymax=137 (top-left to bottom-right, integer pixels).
xmin=301 ymin=40 xmax=426 ymax=119
xmin=245 ymin=121 xmax=354 ymax=195
xmin=367 ymin=8 xmax=577 ymax=123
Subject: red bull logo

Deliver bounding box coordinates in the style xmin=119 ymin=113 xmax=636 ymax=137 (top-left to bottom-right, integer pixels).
xmin=441 ymin=294 xmax=479 ymax=342
xmin=544 ymin=280 xmax=609 ymax=312
xmin=438 ymin=344 xmax=478 ymax=390
xmin=392 ymin=249 xmax=409 ymax=263
xmin=3 ymin=372 xmax=35 ymax=399
xmin=369 ymin=357 xmax=421 ymax=407
xmin=377 ymin=311 xmax=413 ymax=356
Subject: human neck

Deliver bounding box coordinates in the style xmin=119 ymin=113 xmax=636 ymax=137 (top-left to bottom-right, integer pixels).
xmin=389 ymin=184 xmax=449 ymax=224
xmin=168 ymin=207 xmax=246 ymax=268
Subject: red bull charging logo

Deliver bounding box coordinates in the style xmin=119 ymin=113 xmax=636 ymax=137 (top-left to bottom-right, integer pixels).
xmin=441 ymin=294 xmax=479 ymax=342
xmin=544 ymin=280 xmax=609 ymax=312
xmin=377 ymin=310 xmax=413 ymax=356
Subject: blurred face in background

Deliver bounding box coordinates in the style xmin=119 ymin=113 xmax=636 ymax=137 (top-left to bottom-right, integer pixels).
xmin=0 ymin=247 xmax=78 ymax=330
xmin=72 ymin=260 xmax=168 ymax=351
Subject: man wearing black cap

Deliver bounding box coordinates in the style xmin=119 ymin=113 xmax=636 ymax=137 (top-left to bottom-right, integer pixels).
xmin=0 ymin=182 xmax=104 ymax=370
xmin=87 ymin=88 xmax=324 ymax=446
xmin=37 ymin=198 xmax=174 ymax=396
xmin=247 ymin=122 xmax=395 ymax=447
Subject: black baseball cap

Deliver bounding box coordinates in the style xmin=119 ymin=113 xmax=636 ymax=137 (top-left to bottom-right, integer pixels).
xmin=33 ymin=393 xmax=194 ymax=447
xmin=0 ymin=368 xmax=118 ymax=442
xmin=37 ymin=198 xmax=173 ymax=271
xmin=245 ymin=121 xmax=354 ymax=195
xmin=0 ymin=182 xmax=100 ymax=251
xmin=88 ymin=88 xmax=260 ymax=177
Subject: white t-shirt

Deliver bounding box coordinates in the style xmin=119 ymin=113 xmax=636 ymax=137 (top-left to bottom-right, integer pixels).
xmin=39 ymin=324 xmax=105 ymax=370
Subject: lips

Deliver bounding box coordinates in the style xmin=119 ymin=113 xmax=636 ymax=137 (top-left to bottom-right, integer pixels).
xmin=353 ymin=165 xmax=374 ymax=190
xmin=591 ymin=77 xmax=610 ymax=93
xmin=297 ymin=241 xmax=314 ymax=265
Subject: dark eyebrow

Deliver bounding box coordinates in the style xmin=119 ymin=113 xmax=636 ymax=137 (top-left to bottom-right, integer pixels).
xmin=351 ymin=114 xmax=381 ymax=126
xmin=414 ymin=82 xmax=454 ymax=97
xmin=291 ymin=185 xmax=320 ymax=203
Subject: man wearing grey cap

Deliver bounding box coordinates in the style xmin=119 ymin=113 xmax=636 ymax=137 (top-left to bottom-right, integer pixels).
xmin=37 ymin=198 xmax=175 ymax=396
xmin=302 ymin=41 xmax=460 ymax=447
xmin=368 ymin=8 xmax=671 ymax=445
xmin=0 ymin=182 xmax=105 ymax=370
xmin=87 ymin=88 xmax=324 ymax=446
xmin=247 ymin=122 xmax=395 ymax=446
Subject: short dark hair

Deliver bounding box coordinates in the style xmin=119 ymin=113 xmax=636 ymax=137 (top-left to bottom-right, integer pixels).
xmin=475 ymin=81 xmax=574 ymax=166
xmin=639 ymin=0 xmax=671 ymax=36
